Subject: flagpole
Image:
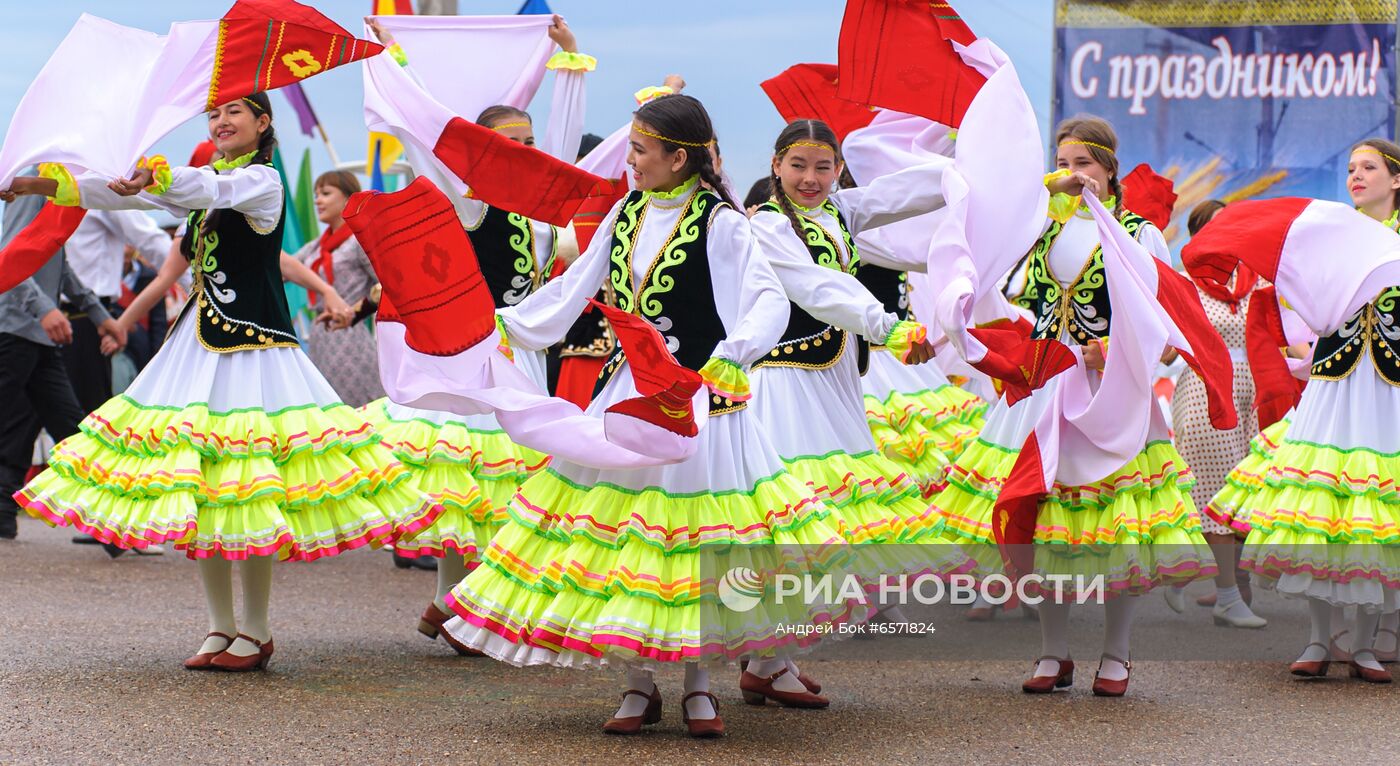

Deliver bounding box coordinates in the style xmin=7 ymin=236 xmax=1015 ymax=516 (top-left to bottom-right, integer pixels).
xmin=315 ymin=123 xmax=342 ymax=167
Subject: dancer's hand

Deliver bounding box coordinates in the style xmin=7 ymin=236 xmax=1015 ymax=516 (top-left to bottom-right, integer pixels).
xmin=904 ymin=339 xmax=936 ymax=365
xmin=98 ymin=317 xmax=128 ymax=354
xmin=108 ymin=168 xmax=154 ymax=197
xmin=664 ymin=74 xmax=686 ymax=92
xmin=1081 ymin=340 xmax=1106 ymax=371
xmin=547 ymin=15 xmax=578 ymax=53
xmin=316 ymin=290 xmax=354 ymax=329
xmin=1048 ymin=171 xmax=1100 ymax=199
xmin=365 ymin=17 xmax=394 ymax=45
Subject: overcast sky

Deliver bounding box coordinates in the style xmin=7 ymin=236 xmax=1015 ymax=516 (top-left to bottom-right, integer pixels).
xmin=0 ymin=1 xmax=1053 ymax=194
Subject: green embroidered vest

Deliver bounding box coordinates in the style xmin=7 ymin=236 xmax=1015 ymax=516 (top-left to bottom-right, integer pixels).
xmin=593 ymin=187 xmax=740 ymax=414
xmin=1013 ymin=209 xmax=1149 ymax=343
xmin=467 ymin=205 xmax=558 ymax=308
xmin=753 ymin=199 xmax=869 ymax=371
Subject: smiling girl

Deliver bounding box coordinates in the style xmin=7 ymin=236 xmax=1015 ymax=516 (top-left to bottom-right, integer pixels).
xmin=5 ymin=93 xmax=430 ymax=671
xmin=933 ymin=115 xmax=1216 ymax=697
xmin=746 ymin=120 xmax=974 ymax=668
xmin=436 ymin=95 xmax=867 ymax=738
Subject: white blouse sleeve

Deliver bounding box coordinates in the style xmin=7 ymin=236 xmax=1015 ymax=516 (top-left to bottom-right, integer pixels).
xmin=538 ymin=66 xmax=588 ymax=163
xmin=829 ymin=156 xmax=951 ymax=234
xmin=496 ymin=199 xmax=618 ymax=351
xmin=709 ymin=207 xmax=791 ymax=365
xmin=76 ymin=164 xmax=283 ymax=232
xmin=752 ymin=210 xmax=897 ymax=342
xmin=856 ymin=228 xmax=927 ymax=272
xmin=1135 ymin=222 xmax=1171 ymax=264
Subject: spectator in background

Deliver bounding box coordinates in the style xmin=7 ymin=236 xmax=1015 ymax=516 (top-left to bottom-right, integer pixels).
xmin=0 ymin=192 xmax=126 ymax=549
xmin=290 ymin=170 xmax=385 ymax=407
xmin=62 ymin=208 xmax=171 ymax=410
xmin=743 ymin=177 xmax=772 ymax=216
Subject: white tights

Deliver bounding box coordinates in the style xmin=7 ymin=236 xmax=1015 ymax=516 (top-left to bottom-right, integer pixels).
xmin=613 ymin=663 xmax=718 ymax=720
xmin=1033 ymin=595 xmax=1139 ymax=682
xmin=434 ymin=555 xmax=469 ymax=611
xmin=196 ymin=556 xmax=273 ymax=657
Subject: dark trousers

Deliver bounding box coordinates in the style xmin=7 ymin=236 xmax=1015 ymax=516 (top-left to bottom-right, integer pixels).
xmin=60 ymin=302 xmax=114 ymax=414
xmin=0 ymin=334 xmax=86 ymax=517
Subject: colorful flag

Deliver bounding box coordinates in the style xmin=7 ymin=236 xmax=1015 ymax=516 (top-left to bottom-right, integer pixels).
xmin=517 ymin=0 xmax=552 ymax=13
xmin=366 ymin=0 xmax=412 ymax=181
xmin=372 ymin=0 xmax=414 ymax=14
xmin=281 ymin=82 xmax=320 ymax=137
xmin=271 ymin=146 xmax=312 ymax=333
xmin=294 ymin=148 xmax=318 ymax=245
xmin=369 ymin=140 xmax=385 ymax=192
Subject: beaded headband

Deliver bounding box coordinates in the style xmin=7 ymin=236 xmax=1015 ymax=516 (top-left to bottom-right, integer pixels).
xmin=631 ymin=122 xmax=715 ymax=148
xmin=241 ymin=97 xmax=267 ymax=114
xmin=1059 ymin=139 xmax=1113 ymax=154
xmin=1353 ymin=145 xmax=1400 ymax=168
xmin=779 ymin=141 xmax=837 ymax=156
xmin=492 ymin=122 xmax=531 ymax=131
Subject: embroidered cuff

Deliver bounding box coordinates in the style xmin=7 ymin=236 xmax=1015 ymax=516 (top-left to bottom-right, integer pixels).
xmin=698 ymin=357 xmax=752 ymax=402
xmin=388 ymin=43 xmax=409 ymax=67
xmin=494 ymin=314 xmax=514 ymax=361
xmin=882 ymin=320 xmax=929 ymax=364
xmin=547 ymin=50 xmax=597 ymax=72
xmin=138 ymin=155 xmax=172 ymax=195
xmin=37 ymin=162 xmax=79 ymax=207
xmin=634 ymin=85 xmax=675 ymax=105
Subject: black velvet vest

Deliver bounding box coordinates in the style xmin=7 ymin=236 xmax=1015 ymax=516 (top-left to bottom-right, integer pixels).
xmin=467 ymin=205 xmax=557 ymax=308
xmin=1311 ymin=286 xmax=1400 ymax=385
xmin=752 ymin=200 xmax=869 ymax=372
xmin=592 ymin=187 xmax=741 ymax=414
xmin=1013 ymin=210 xmax=1148 ymax=343
xmin=180 ymin=182 xmax=295 ymax=353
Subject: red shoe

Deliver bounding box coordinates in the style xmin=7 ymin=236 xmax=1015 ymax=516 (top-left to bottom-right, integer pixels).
xmin=183 ymin=632 xmax=234 ymax=671
xmin=965 ymin=606 xmax=996 ymax=622
xmin=738 ymin=660 xmax=821 ymax=701
xmin=740 ymin=668 xmax=830 ymax=708
xmin=1330 ymin=631 xmax=1353 ymax=663
xmin=681 ymin=691 xmax=725 ymax=738
xmin=1288 ymin=642 xmax=1331 ymax=678
xmin=209 ymin=634 xmax=274 ymax=672
xmin=418 ymin=603 xmax=484 ymax=656
xmin=1349 ymin=651 xmax=1394 ymax=684
xmin=1375 ymin=628 xmax=1399 ymax=664
xmin=1090 ymin=654 xmax=1131 ymax=697
xmin=1021 ymin=656 xmax=1074 ymax=694
xmin=602 ymin=686 xmax=662 ymax=735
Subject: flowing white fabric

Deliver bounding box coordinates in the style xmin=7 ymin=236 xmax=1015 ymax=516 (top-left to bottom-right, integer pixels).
xmin=377 ymin=322 xmax=705 ymax=469
xmin=1273 ymin=201 xmax=1400 ymax=334
xmin=0 ymin=14 xmax=218 ymax=187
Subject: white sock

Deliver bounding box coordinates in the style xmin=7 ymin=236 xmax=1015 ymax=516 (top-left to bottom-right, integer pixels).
xmin=1299 ymin=598 xmax=1332 ymax=662
xmin=1352 ymin=609 xmax=1383 ymax=670
xmin=683 ymin=663 xmax=716 ymax=720
xmin=1217 ymin=585 xmax=1241 ymax=605
xmin=1033 ymin=600 xmax=1071 ymax=678
xmin=435 ymin=555 xmax=468 ymax=611
xmin=747 ymin=657 xmax=806 ymax=692
xmin=613 ymin=667 xmax=655 ymax=718
xmin=197 ymin=557 xmax=236 ymax=655
xmin=227 ymin=556 xmax=273 ymax=657
xmin=1378 ymin=610 xmax=1400 ymax=653
xmin=1097 ymin=595 xmax=1139 ymax=682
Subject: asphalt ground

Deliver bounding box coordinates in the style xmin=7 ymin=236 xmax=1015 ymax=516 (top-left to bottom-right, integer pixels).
xmin=3 ymin=516 xmax=1397 ymax=765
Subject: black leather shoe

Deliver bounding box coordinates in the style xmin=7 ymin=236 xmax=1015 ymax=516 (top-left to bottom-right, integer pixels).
xmin=0 ymin=511 xmax=16 ymax=540
xmin=103 ymin=543 xmax=127 ymax=559
xmin=72 ymin=533 xmax=101 ymax=545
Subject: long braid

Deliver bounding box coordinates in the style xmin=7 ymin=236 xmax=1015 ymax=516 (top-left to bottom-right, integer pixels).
xmin=695 ymin=148 xmax=736 ymax=209
xmin=770 ymin=167 xmax=806 ymax=240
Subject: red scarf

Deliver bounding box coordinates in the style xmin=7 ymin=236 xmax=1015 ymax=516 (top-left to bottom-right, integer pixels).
xmin=1191 ymin=266 xmax=1256 ymax=313
xmin=307 ymin=223 xmax=353 ymax=305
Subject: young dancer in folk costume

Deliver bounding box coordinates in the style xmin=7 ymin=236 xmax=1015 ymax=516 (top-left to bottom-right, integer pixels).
xmin=290 ymin=170 xmax=385 ymax=408
xmin=1193 ymin=139 xmax=1400 ymax=679
xmin=748 ymin=118 xmax=973 ymax=599
xmin=440 ymin=95 xmax=868 ymax=737
xmin=363 ymin=16 xmax=591 ymax=654
xmin=934 ymin=116 xmax=1217 ymax=696
xmin=5 ymin=92 xmax=432 ymax=670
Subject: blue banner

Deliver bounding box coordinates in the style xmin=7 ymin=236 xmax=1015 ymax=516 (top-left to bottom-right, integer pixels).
xmin=1055 ymin=4 xmax=1397 ymax=249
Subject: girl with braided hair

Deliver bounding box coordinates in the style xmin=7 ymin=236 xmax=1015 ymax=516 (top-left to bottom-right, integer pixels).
xmin=4 ymin=91 xmax=432 ymax=671
xmin=437 ymin=94 xmax=869 ymax=738
xmin=745 ymin=119 xmax=974 ymax=661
